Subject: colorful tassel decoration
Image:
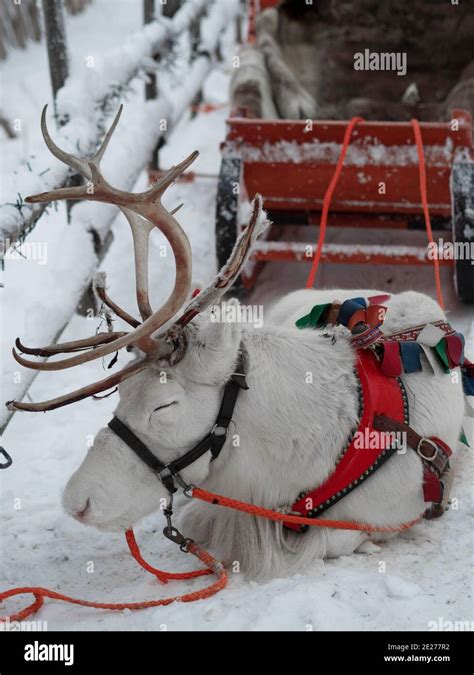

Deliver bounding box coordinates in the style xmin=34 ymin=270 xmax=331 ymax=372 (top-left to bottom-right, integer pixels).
xmin=337 ymin=298 xmax=367 ymax=327
xmin=400 ymin=341 xmax=423 ymax=373
xmin=462 ymin=361 xmax=474 ymax=396
xmin=433 ymin=338 xmax=451 ymax=374
xmin=459 ymin=428 xmax=470 ymax=447
xmin=445 ymin=333 xmax=465 ymax=368
xmin=295 ymin=303 xmax=331 ymax=329
xmin=380 ymin=341 xmax=402 ymax=377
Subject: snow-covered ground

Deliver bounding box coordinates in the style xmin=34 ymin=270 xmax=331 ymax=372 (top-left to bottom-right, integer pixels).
xmin=1 ymin=0 xmax=473 ymax=631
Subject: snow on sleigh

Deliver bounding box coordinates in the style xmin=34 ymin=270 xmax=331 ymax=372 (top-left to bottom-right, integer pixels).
xmin=215 ymin=0 xmax=474 ymax=302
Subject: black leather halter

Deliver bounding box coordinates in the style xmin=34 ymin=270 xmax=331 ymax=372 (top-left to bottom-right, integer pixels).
xmin=107 ymin=352 xmax=248 ymax=494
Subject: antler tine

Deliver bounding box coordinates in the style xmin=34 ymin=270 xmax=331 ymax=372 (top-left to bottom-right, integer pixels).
xmin=147 ymin=151 xmax=199 ymax=199
xmin=25 ymin=183 xmax=91 ymax=204
xmin=91 ymin=104 xmax=123 ymax=165
xmin=6 ymin=356 xmax=150 ymax=412
xmin=120 ymin=209 xmax=155 ymax=321
xmin=94 ymin=272 xmax=141 ymax=328
xmin=172 ymin=195 xmax=268 ymax=329
xmin=15 ymin=332 xmax=128 ymax=356
xmin=40 ymin=105 xmax=91 ymax=178
xmin=124 ymin=151 xmax=198 ymax=321
xmin=27 ymin=105 xmax=124 ymax=206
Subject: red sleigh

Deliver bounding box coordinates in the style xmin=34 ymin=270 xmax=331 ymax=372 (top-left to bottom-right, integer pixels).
xmin=215 ymin=0 xmax=474 ymax=302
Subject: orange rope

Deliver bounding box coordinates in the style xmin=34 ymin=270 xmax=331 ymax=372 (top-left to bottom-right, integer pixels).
xmin=0 ymin=532 xmax=224 ymax=623
xmin=306 ymin=117 xmax=364 ymax=289
xmin=411 ymin=119 xmax=445 ymax=309
xmin=124 ymin=529 xmax=212 ymax=582
xmin=190 ymin=102 xmax=228 ymax=114
xmin=192 ymin=487 xmax=421 ymax=534
xmin=305 ymin=117 xmax=445 ymax=310
xmin=0 ymin=481 xmax=421 ymax=623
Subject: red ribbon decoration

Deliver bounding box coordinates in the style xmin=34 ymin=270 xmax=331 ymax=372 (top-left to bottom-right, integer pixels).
xmin=380 ymin=341 xmax=402 ymax=377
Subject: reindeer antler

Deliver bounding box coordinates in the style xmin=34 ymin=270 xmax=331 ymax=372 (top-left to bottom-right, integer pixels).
xmin=160 ymin=195 xmax=269 ymax=365
xmin=11 ymin=105 xmax=195 ymax=370
xmin=174 ymin=195 xmax=267 ymax=329
xmin=7 ymin=106 xmax=267 ymax=412
xmin=8 ymin=106 xmax=195 ymax=410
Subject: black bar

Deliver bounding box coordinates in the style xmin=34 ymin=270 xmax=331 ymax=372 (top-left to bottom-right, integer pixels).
xmin=0 ymin=631 xmax=471 ymax=671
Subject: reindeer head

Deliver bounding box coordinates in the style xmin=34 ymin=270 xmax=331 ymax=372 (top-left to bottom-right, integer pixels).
xmin=7 ymin=106 xmax=267 ymax=531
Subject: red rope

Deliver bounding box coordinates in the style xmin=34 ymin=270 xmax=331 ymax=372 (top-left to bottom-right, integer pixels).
xmin=0 ymin=483 xmax=420 ymax=623
xmin=305 ymin=117 xmax=445 ymax=310
xmin=0 ymin=475 xmax=422 ymax=623
xmin=124 ymin=529 xmax=211 ymax=583
xmin=0 ymin=532 xmax=224 ymax=624
xmin=306 ymin=117 xmax=364 ymax=289
xmin=411 ymin=119 xmax=445 ymax=309
xmin=192 ymin=487 xmax=421 ymax=534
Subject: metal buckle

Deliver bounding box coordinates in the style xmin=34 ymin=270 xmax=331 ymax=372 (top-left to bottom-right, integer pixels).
xmin=211 ymin=424 xmax=228 ymax=437
xmin=0 ymin=447 xmax=12 ymax=469
xmin=162 ymin=496 xmax=193 ymax=552
xmin=182 ymin=483 xmax=195 ymax=498
xmin=173 ymin=472 xmax=193 ymax=493
xmin=416 ymin=438 xmax=439 ymax=462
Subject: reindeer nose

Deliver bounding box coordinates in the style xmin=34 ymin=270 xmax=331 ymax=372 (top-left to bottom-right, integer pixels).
xmin=72 ymin=498 xmax=91 ymax=522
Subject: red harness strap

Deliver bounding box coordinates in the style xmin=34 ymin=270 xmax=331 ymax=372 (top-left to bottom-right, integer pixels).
xmin=285 ymin=347 xmax=454 ymax=532
xmin=285 ymin=350 xmax=407 ymax=532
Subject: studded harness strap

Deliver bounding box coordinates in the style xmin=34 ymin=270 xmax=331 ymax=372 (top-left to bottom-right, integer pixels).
xmin=284 ymin=348 xmax=453 ymax=532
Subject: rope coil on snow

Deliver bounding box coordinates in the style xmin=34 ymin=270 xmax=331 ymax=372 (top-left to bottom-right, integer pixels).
xmin=0 ymin=532 xmax=225 ymax=623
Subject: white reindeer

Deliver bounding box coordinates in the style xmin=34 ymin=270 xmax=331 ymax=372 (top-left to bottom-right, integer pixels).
xmin=9 ymin=110 xmax=464 ymax=581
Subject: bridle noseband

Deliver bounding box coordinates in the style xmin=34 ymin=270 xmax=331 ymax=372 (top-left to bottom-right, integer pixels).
xmin=107 ymin=352 xmax=248 ymax=495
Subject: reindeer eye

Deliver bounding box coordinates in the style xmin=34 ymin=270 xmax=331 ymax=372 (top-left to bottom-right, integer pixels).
xmin=153 ymin=401 xmax=177 ymax=413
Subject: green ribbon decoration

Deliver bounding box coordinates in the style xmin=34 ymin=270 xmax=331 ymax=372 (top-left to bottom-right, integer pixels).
xmin=434 ymin=338 xmax=451 ymax=374
xmin=459 ymin=427 xmax=470 ymax=447
xmin=295 ymin=303 xmax=331 ymax=330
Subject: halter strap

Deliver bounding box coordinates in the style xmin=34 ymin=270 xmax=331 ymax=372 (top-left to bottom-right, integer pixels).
xmin=108 ymin=352 xmax=248 ymax=493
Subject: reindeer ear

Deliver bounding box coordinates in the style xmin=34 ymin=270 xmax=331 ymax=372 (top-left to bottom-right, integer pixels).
xmin=179 ymin=299 xmax=243 ymax=384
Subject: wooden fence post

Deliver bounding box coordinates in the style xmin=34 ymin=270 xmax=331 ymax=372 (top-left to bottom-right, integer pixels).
xmin=144 ymin=0 xmax=160 ymax=176
xmin=41 ymin=0 xmax=69 ymax=122
xmin=144 ymin=0 xmax=157 ymax=101
xmin=44 ymin=0 xmax=84 ymax=241
xmin=189 ymin=7 xmax=203 ymax=119
xmin=148 ymin=0 xmax=181 ymax=175
xmin=162 ymin=0 xmax=181 ymax=18
xmin=42 ymin=0 xmax=96 ymax=315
